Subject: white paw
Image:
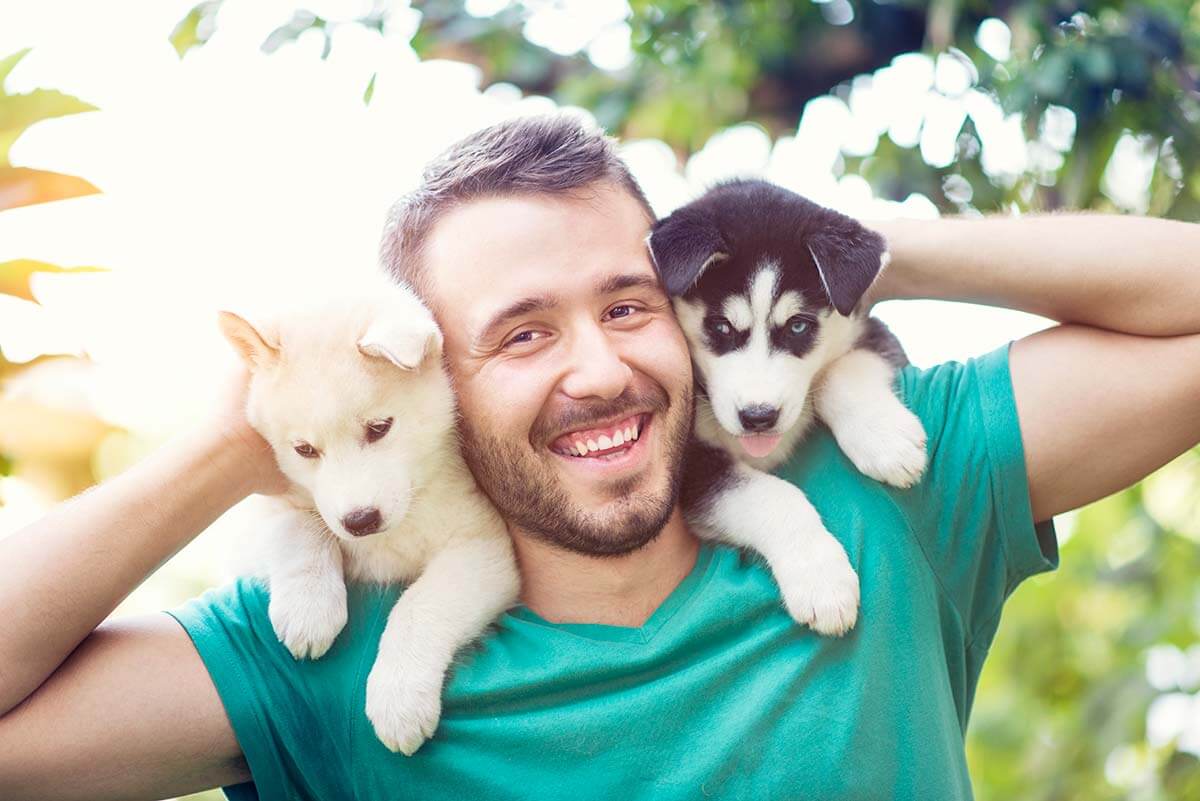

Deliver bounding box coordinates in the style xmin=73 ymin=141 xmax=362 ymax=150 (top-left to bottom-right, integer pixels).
xmin=365 ymin=660 xmax=445 ymax=756
xmin=776 ymin=536 xmax=861 ymax=637
xmin=834 ymin=403 xmax=928 ymax=489
xmin=268 ymin=581 xmax=348 ymax=660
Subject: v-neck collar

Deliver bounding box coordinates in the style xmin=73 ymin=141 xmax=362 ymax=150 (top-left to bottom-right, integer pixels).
xmin=505 ymin=544 xmax=717 ymax=643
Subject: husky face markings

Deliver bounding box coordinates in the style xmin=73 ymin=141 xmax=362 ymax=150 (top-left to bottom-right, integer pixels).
xmin=674 ymin=259 xmax=858 ymax=443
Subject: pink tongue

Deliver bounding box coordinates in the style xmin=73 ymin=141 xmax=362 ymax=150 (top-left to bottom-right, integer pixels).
xmin=739 ymin=434 xmax=782 ymax=458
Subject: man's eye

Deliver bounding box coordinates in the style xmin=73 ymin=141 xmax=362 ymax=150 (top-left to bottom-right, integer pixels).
xmin=504 ymin=330 xmax=542 ymax=348
xmin=606 ymin=304 xmax=639 ymax=320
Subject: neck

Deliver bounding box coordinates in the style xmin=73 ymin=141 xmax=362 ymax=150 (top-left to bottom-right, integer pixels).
xmin=511 ymin=506 xmax=700 ymax=627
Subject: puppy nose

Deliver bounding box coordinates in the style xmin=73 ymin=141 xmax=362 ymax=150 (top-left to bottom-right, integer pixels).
xmin=738 ymin=405 xmax=779 ymax=432
xmin=341 ymin=507 xmax=382 ymax=537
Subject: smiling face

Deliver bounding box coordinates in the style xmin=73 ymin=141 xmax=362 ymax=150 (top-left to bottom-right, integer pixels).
xmin=421 ymin=181 xmax=695 ymax=557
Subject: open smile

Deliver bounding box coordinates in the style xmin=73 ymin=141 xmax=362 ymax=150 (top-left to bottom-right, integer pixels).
xmin=548 ymin=413 xmax=653 ymax=474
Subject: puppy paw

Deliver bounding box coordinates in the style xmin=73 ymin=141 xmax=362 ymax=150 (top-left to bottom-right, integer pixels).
xmin=777 ymin=537 xmax=860 ymax=637
xmin=268 ymin=581 xmax=348 ymax=660
xmin=365 ymin=660 xmax=444 ymax=756
xmin=835 ymin=404 xmax=928 ymax=489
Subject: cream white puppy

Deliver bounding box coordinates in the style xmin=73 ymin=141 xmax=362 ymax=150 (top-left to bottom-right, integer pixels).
xmin=219 ymin=277 xmax=519 ymax=756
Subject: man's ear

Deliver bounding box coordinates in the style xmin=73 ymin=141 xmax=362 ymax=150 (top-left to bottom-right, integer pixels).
xmin=357 ymin=313 xmax=444 ymax=370
xmin=218 ymin=310 xmax=280 ymax=371
xmin=807 ymin=221 xmax=889 ymax=316
xmin=647 ymin=208 xmax=729 ymax=297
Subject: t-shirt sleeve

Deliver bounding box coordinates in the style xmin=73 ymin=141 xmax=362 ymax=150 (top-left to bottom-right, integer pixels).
xmin=166 ymin=576 xmax=375 ymax=801
xmin=894 ymin=342 xmax=1058 ymax=646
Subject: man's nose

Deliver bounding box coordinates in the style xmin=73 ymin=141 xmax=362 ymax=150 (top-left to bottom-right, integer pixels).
xmin=559 ymin=323 xmax=633 ymax=401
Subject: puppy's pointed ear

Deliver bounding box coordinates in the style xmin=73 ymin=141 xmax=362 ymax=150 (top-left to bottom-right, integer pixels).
xmin=357 ymin=313 xmax=444 ymax=371
xmin=647 ymin=209 xmax=729 ymax=296
xmin=807 ymin=223 xmax=888 ymax=316
xmin=218 ymin=310 xmax=280 ymax=371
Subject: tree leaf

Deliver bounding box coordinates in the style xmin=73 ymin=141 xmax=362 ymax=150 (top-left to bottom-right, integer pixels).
xmin=0 ymin=48 xmax=30 ymax=86
xmin=0 ymin=259 xmax=107 ymax=303
xmin=0 ymin=88 xmax=97 ymax=166
xmin=170 ymin=1 xmax=225 ymax=58
xmin=0 ymin=166 xmax=99 ymax=212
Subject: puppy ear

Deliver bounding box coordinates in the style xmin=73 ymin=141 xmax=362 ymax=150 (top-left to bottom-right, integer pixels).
xmin=218 ymin=310 xmax=279 ymax=371
xmin=357 ymin=314 xmax=444 ymax=370
xmin=647 ymin=209 xmax=729 ymax=296
xmin=807 ymin=223 xmax=888 ymax=316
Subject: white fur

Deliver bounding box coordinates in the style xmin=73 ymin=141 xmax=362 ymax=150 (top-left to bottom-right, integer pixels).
xmin=691 ymin=461 xmax=859 ymax=635
xmin=224 ymin=276 xmax=519 ymax=756
xmin=770 ymin=290 xmax=804 ymax=327
xmin=814 ymin=349 xmax=928 ymax=487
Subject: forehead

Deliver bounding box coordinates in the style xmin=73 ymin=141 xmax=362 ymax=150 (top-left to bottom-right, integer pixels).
xmin=421 ymin=182 xmax=655 ymax=333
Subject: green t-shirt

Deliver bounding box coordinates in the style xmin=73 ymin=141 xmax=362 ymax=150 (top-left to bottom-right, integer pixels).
xmin=169 ymin=344 xmax=1058 ymax=800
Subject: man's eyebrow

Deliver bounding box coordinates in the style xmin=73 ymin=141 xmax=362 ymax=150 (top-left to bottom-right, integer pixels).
xmin=596 ymin=273 xmax=663 ymax=295
xmin=474 ymin=293 xmax=559 ymax=345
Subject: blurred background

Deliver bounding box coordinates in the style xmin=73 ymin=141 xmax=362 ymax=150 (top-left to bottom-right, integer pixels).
xmin=1 ymin=1 xmax=1198 ymax=798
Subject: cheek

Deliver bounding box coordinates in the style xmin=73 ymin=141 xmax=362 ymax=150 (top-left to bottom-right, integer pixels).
xmin=459 ymin=361 xmax=551 ymax=442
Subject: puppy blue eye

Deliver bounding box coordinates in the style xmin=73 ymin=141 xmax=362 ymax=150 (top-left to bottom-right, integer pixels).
xmin=787 ymin=317 xmax=810 ymax=336
xmin=706 ymin=317 xmax=734 ymax=337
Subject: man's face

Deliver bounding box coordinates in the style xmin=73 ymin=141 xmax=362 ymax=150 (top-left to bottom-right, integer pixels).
xmin=422 ymin=181 xmax=694 ymax=556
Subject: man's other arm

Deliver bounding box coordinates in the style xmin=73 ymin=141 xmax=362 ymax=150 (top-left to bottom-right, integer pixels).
xmin=869 ymin=213 xmax=1200 ymax=522
xmin=0 ymin=366 xmax=288 ymax=800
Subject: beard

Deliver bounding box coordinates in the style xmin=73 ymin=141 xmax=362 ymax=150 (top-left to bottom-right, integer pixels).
xmin=458 ymin=380 xmax=693 ymax=557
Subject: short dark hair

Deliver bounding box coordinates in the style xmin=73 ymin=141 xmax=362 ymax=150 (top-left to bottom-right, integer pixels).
xmin=378 ymin=112 xmax=655 ymax=299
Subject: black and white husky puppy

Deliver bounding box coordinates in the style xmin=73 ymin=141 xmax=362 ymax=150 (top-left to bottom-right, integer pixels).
xmin=648 ymin=178 xmax=928 ymax=636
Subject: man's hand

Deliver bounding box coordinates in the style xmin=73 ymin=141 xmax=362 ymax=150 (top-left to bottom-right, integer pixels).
xmin=868 ymin=212 xmax=1200 ymax=522
xmin=207 ymin=361 xmax=291 ymax=498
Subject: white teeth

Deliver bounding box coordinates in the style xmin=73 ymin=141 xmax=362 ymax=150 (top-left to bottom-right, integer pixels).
xmin=623 ymin=426 xmax=633 ymax=441
xmin=612 ymin=430 xmax=624 ymax=446
xmin=598 ymin=434 xmax=612 ymax=450
xmin=632 ymin=422 xmax=640 ymax=440
xmin=575 ymin=441 xmax=587 ymax=456
xmin=586 ymin=439 xmax=599 ymax=452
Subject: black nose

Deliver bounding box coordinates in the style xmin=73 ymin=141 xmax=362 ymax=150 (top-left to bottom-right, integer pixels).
xmin=341 ymin=507 xmax=382 ymax=537
xmin=738 ymin=405 xmax=779 ymax=432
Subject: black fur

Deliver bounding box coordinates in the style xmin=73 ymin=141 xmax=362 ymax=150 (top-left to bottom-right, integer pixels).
xmin=680 ymin=439 xmax=743 ymax=518
xmin=855 ymin=317 xmax=909 ymax=370
xmin=649 ymin=179 xmax=887 ymax=317
xmin=646 ymin=206 xmax=730 ymax=296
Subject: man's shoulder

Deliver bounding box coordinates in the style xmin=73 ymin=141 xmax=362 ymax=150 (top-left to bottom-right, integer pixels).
xmin=169 ymin=574 xmax=398 ymax=687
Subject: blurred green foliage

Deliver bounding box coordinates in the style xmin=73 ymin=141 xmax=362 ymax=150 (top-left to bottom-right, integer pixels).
xmin=0 ymin=49 xmax=102 ymax=329
xmin=231 ymin=0 xmax=1200 ymax=219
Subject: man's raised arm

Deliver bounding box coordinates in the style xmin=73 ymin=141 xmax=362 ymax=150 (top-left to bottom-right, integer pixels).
xmin=0 ymin=365 xmax=287 ymax=800
xmin=869 ymin=212 xmax=1200 ymax=522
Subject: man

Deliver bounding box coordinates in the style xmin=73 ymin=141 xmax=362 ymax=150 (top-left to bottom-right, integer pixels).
xmin=1 ymin=113 xmax=1197 ymax=800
